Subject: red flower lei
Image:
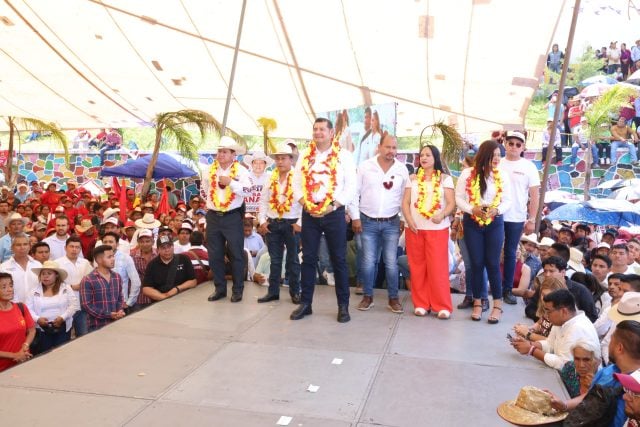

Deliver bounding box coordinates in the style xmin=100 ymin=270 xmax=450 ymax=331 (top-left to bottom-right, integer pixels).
xmin=465 ymin=167 xmax=503 ymax=226
xmin=268 ymin=169 xmax=294 ymax=217
xmin=209 ymin=160 xmax=238 ymax=211
xmin=414 ymin=168 xmax=442 ymax=220
xmin=300 ymin=137 xmax=340 ymax=215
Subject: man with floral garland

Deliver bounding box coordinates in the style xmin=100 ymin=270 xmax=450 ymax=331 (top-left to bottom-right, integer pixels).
xmin=291 ymin=118 xmax=357 ymax=323
xmin=257 ymin=142 xmax=302 ymax=304
xmin=203 ymin=136 xmax=251 ymax=303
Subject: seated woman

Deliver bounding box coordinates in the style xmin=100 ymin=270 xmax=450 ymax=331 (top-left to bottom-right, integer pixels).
xmin=548 ymin=340 xmax=601 ymax=403
xmin=514 ymin=277 xmax=565 ymax=341
xmin=509 ymin=245 xmax=532 ymax=299
xmin=26 ymin=261 xmax=79 ymax=354
xmin=571 ymin=271 xmax=611 ymax=315
xmin=0 ymin=272 xmax=36 ymax=372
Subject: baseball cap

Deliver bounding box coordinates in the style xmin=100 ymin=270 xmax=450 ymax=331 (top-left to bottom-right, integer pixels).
xmin=614 ymin=370 xmax=640 ymax=393
xmin=157 ymin=235 xmax=173 ymax=247
xmin=138 ymin=229 xmax=153 ymax=239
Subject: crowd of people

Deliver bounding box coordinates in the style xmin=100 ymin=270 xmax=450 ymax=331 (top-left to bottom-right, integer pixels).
xmin=1 ymin=114 xmax=640 ymax=424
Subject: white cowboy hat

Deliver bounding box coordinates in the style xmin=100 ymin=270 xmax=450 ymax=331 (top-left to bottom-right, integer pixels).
xmin=217 ymin=136 xmax=245 ymax=155
xmin=537 ymin=237 xmax=556 ymax=247
xmin=7 ymin=212 xmax=28 ymax=225
xmin=243 ymin=151 xmax=274 ymax=169
xmin=31 ymin=260 xmax=69 ymax=282
xmin=135 ymin=213 xmax=161 ymax=229
xmin=567 ymin=247 xmax=586 ymax=273
xmin=608 ymin=292 xmax=640 ymax=324
xmin=270 ymin=142 xmax=294 ymax=158
xmin=103 ymin=207 xmax=120 ymax=220
xmin=520 ymin=233 xmax=539 ymax=246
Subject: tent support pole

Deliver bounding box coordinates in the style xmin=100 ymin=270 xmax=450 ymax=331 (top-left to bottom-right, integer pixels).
xmin=221 ymin=0 xmax=248 ymax=135
xmin=535 ymin=0 xmax=581 ymax=234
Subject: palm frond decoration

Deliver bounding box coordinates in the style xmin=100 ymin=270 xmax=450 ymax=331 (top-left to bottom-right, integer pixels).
xmin=585 ymin=85 xmax=637 ymax=141
xmin=418 ymin=121 xmax=464 ymax=172
xmin=257 ymin=117 xmax=278 ymax=154
xmin=142 ymin=109 xmax=223 ymax=197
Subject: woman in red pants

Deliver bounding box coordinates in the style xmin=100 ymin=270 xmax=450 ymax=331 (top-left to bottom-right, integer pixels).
xmin=402 ymin=145 xmax=455 ymax=319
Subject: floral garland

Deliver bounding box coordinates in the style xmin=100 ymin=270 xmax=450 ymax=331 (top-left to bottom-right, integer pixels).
xmin=268 ymin=168 xmax=294 ymax=217
xmin=465 ymin=168 xmax=503 ymax=226
xmin=209 ymin=160 xmax=239 ymax=211
xmin=414 ymin=168 xmax=441 ymax=220
xmin=300 ymin=137 xmax=340 ymax=215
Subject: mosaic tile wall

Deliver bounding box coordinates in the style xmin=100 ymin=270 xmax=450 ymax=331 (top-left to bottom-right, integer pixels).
xmin=16 ymin=149 xmax=636 ymax=201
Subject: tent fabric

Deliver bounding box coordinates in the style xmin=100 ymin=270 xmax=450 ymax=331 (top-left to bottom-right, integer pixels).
xmin=100 ymin=153 xmax=198 ymax=179
xmin=0 ymin=0 xmax=565 ymax=137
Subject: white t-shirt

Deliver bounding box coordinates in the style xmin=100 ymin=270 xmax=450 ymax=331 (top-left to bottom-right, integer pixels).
xmin=174 ymin=241 xmax=191 ymax=254
xmin=406 ymin=173 xmax=454 ymax=231
xmin=500 ymin=157 xmax=540 ymax=222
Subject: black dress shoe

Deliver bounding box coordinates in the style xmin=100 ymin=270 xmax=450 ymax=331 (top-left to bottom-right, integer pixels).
xmin=503 ymin=290 xmax=517 ymax=305
xmin=230 ymin=293 xmax=243 ymax=303
xmin=290 ymin=293 xmax=301 ymax=304
xmin=290 ymin=304 xmax=312 ymax=320
xmin=208 ymin=292 xmax=227 ymax=302
xmin=337 ymin=304 xmax=350 ymax=323
xmin=257 ymin=294 xmax=279 ymax=303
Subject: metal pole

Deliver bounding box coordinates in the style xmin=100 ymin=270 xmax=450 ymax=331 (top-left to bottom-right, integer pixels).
xmin=221 ymin=0 xmax=248 ymax=134
xmin=535 ymin=0 xmax=581 ymax=233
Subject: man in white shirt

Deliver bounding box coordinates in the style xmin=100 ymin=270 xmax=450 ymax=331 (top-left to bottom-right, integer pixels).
xmin=511 ymin=288 xmax=600 ymax=370
xmin=354 ymin=107 xmax=375 ymax=166
xmin=0 ymin=213 xmax=27 ymax=262
xmin=291 ymin=118 xmax=357 ymax=323
xmin=203 ymin=136 xmax=251 ymax=303
xmin=95 ymin=217 xmax=130 ymax=256
xmin=43 ymin=216 xmax=74 ymax=261
xmin=0 ymin=234 xmax=40 ymax=303
xmin=55 ymin=235 xmax=93 ymax=336
xmin=257 ymin=142 xmax=302 ymax=304
xmin=351 ymin=134 xmax=409 ymax=313
xmin=173 ymin=222 xmax=192 ymax=254
xmin=500 ymin=131 xmax=540 ymax=304
xmin=612 ymin=244 xmax=637 ymax=274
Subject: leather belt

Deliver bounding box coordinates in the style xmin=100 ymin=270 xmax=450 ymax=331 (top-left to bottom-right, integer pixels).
xmin=361 ymin=212 xmax=398 ymax=222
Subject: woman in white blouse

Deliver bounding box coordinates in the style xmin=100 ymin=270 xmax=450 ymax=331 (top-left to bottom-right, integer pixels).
xmin=455 ymin=140 xmax=511 ymax=324
xmin=25 ymin=261 xmax=78 ymax=354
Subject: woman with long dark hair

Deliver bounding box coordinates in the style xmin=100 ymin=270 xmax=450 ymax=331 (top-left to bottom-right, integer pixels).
xmin=455 ymin=140 xmax=511 ymax=323
xmin=402 ymin=145 xmax=455 ymax=318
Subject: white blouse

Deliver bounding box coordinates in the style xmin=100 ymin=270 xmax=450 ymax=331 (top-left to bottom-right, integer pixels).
xmin=26 ymin=283 xmax=79 ymax=332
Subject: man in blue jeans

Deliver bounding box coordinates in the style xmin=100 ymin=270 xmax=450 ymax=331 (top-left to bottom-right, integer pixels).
xmin=351 ymin=134 xmax=409 ymax=313
xmin=291 ymin=118 xmax=357 ymax=323
xmin=500 ymin=132 xmax=540 ymax=304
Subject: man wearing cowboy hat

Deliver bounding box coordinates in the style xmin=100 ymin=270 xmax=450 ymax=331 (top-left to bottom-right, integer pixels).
xmin=243 ymin=150 xmax=274 ymax=216
xmin=291 ymin=118 xmax=357 ymax=322
xmin=256 ymin=142 xmax=302 ymax=304
xmin=203 ymin=136 xmax=251 ymax=303
xmin=0 ymin=213 xmax=28 ymax=262
xmin=75 ymin=219 xmax=97 ymax=259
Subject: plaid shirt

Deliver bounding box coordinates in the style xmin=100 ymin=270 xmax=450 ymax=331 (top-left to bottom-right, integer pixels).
xmin=131 ymin=247 xmax=156 ymax=305
xmin=80 ymin=269 xmax=123 ymax=331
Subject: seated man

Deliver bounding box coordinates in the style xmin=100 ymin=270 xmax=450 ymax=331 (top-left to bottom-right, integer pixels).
xmin=141 ymin=235 xmax=197 ymax=301
xmin=611 ymin=116 xmax=639 ymax=165
xmin=183 ymin=231 xmax=210 ymax=284
xmin=511 ymin=288 xmax=600 ymax=371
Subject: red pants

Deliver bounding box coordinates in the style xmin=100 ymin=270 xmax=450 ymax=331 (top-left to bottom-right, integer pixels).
xmin=405 ymin=228 xmax=452 ymax=312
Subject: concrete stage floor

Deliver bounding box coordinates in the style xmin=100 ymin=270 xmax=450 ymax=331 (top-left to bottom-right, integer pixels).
xmin=0 ymin=283 xmax=568 ymax=426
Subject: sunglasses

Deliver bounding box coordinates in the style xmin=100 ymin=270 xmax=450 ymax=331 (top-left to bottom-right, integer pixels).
xmin=507 ymin=141 xmax=523 ymax=148
xmin=383 ymin=176 xmax=395 ymax=190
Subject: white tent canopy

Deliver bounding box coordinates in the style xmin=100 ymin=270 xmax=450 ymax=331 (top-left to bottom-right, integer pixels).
xmin=0 ymin=0 xmax=565 ymax=138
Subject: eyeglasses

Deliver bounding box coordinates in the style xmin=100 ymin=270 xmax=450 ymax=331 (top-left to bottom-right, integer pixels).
xmin=383 ymin=176 xmax=395 ymax=190
xmin=624 ymin=388 xmax=640 ymax=398
xmin=507 ymin=141 xmax=523 ymax=148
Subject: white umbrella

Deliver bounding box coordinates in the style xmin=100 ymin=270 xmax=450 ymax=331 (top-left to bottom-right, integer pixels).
xmin=609 ymin=186 xmax=640 ymax=201
xmin=627 ymin=69 xmax=640 ymax=85
xmin=596 ymin=178 xmax=625 ymax=189
xmin=544 ymin=190 xmax=576 ymax=203
xmin=580 ymin=83 xmax=612 ymax=97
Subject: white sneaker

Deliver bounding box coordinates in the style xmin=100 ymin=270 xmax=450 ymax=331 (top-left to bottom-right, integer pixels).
xmin=323 ymin=271 xmax=335 ymax=286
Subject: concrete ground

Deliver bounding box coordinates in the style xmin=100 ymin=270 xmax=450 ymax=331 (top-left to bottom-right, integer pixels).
xmin=0 ymin=283 xmax=568 ymax=426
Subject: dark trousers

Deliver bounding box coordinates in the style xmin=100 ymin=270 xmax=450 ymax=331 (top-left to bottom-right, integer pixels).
xmin=206 ymin=208 xmax=245 ymax=295
xmin=502 ymin=221 xmax=525 ymax=293
xmin=542 ymin=146 xmax=563 ymax=163
xmin=462 ymin=214 xmax=504 ymax=300
xmin=33 ymin=329 xmax=71 ymax=355
xmin=266 ymin=218 xmax=301 ymax=296
xmin=300 ymin=207 xmax=349 ymax=306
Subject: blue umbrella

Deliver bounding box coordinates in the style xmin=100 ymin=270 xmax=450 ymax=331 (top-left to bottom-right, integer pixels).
xmin=582 ymin=75 xmax=618 ymax=86
xmin=545 ymin=199 xmax=640 ymax=227
xmin=100 ymin=153 xmax=198 ymax=179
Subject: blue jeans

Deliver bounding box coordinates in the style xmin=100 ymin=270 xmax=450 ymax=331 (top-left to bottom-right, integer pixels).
xmin=611 ymin=140 xmax=638 ymax=163
xmin=503 ymin=221 xmax=525 ymax=294
xmin=73 ymin=310 xmax=88 ymax=337
xmin=300 ymin=207 xmax=349 ymax=306
xmin=570 ymin=143 xmax=599 ymax=165
xmin=458 ymin=237 xmax=488 ymax=298
xmin=354 ymin=233 xmax=365 ymax=285
xmin=360 ymin=214 xmax=400 ymax=298
xmin=462 ymin=214 xmax=504 ymax=300
xmin=266 ymin=218 xmax=300 ymax=296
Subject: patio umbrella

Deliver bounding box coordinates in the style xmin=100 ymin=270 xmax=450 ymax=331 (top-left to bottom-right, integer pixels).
xmin=582 ymin=75 xmax=618 ymax=86
xmin=580 ymin=83 xmax=612 ymax=98
xmin=596 ymin=178 xmax=625 ymax=190
xmin=545 ymin=199 xmax=640 ymax=226
xmin=544 ymin=190 xmax=577 ymax=203
xmin=627 ymin=69 xmax=640 ymax=85
xmin=609 ymin=186 xmax=640 ymax=201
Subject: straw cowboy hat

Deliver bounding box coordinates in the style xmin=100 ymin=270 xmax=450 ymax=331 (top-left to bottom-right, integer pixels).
xmin=608 ymin=292 xmax=640 ymax=324
xmin=537 ymin=237 xmax=555 ymax=247
xmin=31 ymin=260 xmax=68 ymax=282
xmin=217 ymin=136 xmax=246 ymax=155
xmin=520 ymin=233 xmax=539 ymax=246
xmin=103 ymin=207 xmax=120 ymax=220
xmin=74 ymin=219 xmax=94 ymax=234
xmin=270 ymin=142 xmax=295 ymax=158
xmin=244 ymin=150 xmax=274 ymax=169
xmin=497 ymin=386 xmax=568 ymax=425
xmin=7 ymin=212 xmax=28 ymax=225
xmin=135 ymin=213 xmax=161 ymax=229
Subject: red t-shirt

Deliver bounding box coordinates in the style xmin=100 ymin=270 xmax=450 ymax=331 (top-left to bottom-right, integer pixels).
xmin=0 ymin=303 xmax=35 ymax=372
xmin=41 ymin=191 xmax=61 ymax=212
xmin=568 ymin=106 xmax=582 ymax=129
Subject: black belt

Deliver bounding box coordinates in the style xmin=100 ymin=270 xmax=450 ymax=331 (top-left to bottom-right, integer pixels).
xmin=361 ymin=212 xmax=398 ymax=222
xmin=268 ymin=217 xmax=298 ymax=223
xmin=210 ymin=206 xmax=243 ymax=217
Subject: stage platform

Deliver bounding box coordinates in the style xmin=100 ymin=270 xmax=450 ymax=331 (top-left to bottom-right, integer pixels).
xmin=0 ymin=283 xmax=568 ymax=426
